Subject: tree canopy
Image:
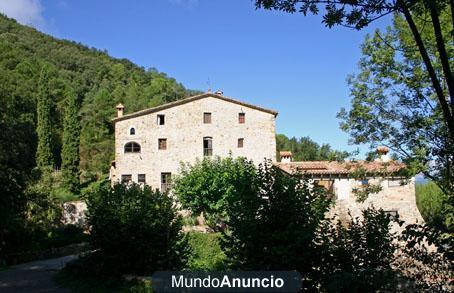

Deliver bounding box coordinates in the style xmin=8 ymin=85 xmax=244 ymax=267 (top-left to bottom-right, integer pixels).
xmin=276 ymin=134 xmax=350 ymax=161
xmin=255 ymin=0 xmax=454 ymax=157
xmin=0 ymin=14 xmax=198 ymax=180
xmin=337 ymin=10 xmax=453 ymax=195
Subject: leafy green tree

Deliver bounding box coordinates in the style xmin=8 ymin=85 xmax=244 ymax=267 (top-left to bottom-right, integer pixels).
xmin=61 ymin=88 xmax=81 ymax=193
xmin=173 ymin=156 xmax=257 ymax=230
xmin=336 ymin=10 xmax=453 ymax=227
xmin=276 ymin=134 xmax=349 ymax=161
xmin=0 ymin=67 xmax=36 ymax=260
xmin=87 ymin=182 xmax=188 ymax=276
xmin=36 ymin=64 xmax=54 ymax=170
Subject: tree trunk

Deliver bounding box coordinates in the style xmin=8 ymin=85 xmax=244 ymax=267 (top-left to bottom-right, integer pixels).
xmin=400 ymin=1 xmax=454 ymax=138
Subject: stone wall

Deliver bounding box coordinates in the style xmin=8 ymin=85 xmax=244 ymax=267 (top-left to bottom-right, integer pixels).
xmin=113 ymin=95 xmax=277 ymax=189
xmin=62 ymin=201 xmax=87 ymax=227
xmin=329 ymin=177 xmax=424 ymax=225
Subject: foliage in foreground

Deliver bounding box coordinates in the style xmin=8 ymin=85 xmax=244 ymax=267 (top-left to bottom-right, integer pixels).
xmin=316 ymin=209 xmax=397 ymax=291
xmin=186 ymin=232 xmax=227 ymax=271
xmin=221 ymin=161 xmax=332 ymax=289
xmin=87 ymin=182 xmax=188 ymax=277
xmin=174 ymin=157 xmax=452 ymax=291
xmin=174 ymin=156 xmax=257 ymax=230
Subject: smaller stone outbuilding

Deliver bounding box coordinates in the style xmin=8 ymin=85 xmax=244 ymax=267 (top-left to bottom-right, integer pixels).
xmin=276 ymin=151 xmax=423 ymax=225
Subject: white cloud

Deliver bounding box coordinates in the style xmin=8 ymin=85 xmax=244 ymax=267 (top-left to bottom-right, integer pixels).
xmin=0 ymin=0 xmax=45 ymax=27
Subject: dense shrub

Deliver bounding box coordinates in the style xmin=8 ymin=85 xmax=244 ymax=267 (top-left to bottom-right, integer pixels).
xmin=416 ymin=181 xmax=451 ymax=231
xmin=393 ymin=224 xmax=453 ymax=291
xmin=173 ymin=156 xmax=257 ymax=230
xmin=187 ymin=232 xmax=227 ymax=271
xmin=87 ymin=182 xmax=188 ymax=276
xmin=221 ymin=161 xmax=332 ymax=289
xmin=316 ymin=208 xmax=398 ymax=291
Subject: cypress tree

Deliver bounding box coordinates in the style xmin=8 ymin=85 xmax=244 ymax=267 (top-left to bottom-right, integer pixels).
xmin=62 ymin=88 xmax=81 ymax=193
xmin=36 ymin=65 xmax=54 ymax=170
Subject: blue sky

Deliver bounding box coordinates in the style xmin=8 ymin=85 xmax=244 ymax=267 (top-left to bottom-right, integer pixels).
xmin=1 ymin=0 xmax=393 ymax=156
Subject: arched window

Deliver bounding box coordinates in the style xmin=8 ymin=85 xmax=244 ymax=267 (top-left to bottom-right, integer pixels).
xmin=129 ymin=127 xmax=136 ymax=135
xmin=124 ymin=142 xmax=141 ymax=153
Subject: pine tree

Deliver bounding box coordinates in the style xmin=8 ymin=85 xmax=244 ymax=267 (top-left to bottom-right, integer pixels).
xmin=36 ymin=65 xmax=54 ymax=170
xmin=62 ymin=88 xmax=81 ymax=193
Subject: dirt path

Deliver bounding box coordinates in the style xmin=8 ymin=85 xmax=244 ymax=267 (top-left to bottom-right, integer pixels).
xmin=0 ymin=254 xmax=77 ymax=292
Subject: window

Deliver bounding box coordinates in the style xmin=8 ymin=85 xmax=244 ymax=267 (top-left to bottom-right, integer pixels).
xmin=129 ymin=127 xmax=135 ymax=135
xmin=203 ymin=137 xmax=213 ymax=156
xmin=158 ymin=138 xmax=167 ymax=150
xmin=157 ymin=114 xmax=165 ymax=125
xmin=360 ymin=179 xmax=369 ymax=186
xmin=238 ymin=138 xmax=244 ymax=148
xmin=161 ymin=172 xmax=171 ymax=192
xmin=124 ymin=142 xmax=141 ymax=153
xmin=314 ymin=180 xmax=334 ymax=194
xmin=239 ymin=112 xmax=245 ymax=124
xmin=203 ymin=112 xmax=212 ymax=124
xmin=138 ymin=174 xmax=146 ymax=184
xmin=121 ymin=174 xmax=132 ymax=184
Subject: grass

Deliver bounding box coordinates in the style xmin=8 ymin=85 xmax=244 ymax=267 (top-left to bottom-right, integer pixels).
xmin=51 ymin=186 xmax=80 ymax=203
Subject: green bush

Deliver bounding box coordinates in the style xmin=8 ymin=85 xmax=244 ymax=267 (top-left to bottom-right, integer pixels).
xmin=416 ymin=181 xmax=450 ymax=230
xmin=316 ymin=208 xmax=397 ymax=292
xmin=87 ymin=182 xmax=188 ymax=277
xmin=46 ymin=225 xmax=88 ymax=248
xmin=221 ymin=161 xmax=332 ymax=289
xmin=173 ymin=156 xmax=257 ymax=230
xmin=187 ymin=232 xmax=227 ymax=271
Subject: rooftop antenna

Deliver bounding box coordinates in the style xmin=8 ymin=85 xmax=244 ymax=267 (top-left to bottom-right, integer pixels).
xmin=207 ymin=78 xmax=211 ymax=93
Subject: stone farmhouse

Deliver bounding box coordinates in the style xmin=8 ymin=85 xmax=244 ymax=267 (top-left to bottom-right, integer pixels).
xmin=110 ymin=92 xmax=277 ymax=191
xmin=110 ymin=92 xmax=422 ymax=224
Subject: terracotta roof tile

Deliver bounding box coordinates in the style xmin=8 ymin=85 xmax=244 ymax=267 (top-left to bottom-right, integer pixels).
xmin=275 ymin=160 xmax=406 ymax=176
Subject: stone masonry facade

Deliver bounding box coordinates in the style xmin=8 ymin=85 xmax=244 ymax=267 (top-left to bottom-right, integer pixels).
xmin=111 ymin=93 xmax=277 ymax=189
xmin=329 ymin=177 xmax=424 ymax=225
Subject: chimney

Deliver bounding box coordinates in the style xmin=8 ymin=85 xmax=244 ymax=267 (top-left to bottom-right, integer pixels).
xmin=116 ymin=103 xmax=124 ymax=118
xmin=280 ymin=151 xmax=293 ymax=163
xmin=376 ymin=146 xmax=390 ymax=162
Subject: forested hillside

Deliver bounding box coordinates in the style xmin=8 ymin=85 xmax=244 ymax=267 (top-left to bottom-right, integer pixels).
xmin=0 ymin=14 xmax=198 ymax=180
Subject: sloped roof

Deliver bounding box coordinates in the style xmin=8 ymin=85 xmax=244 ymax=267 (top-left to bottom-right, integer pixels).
xmin=112 ymin=92 xmax=278 ymax=123
xmin=276 ymin=160 xmax=406 ymax=176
